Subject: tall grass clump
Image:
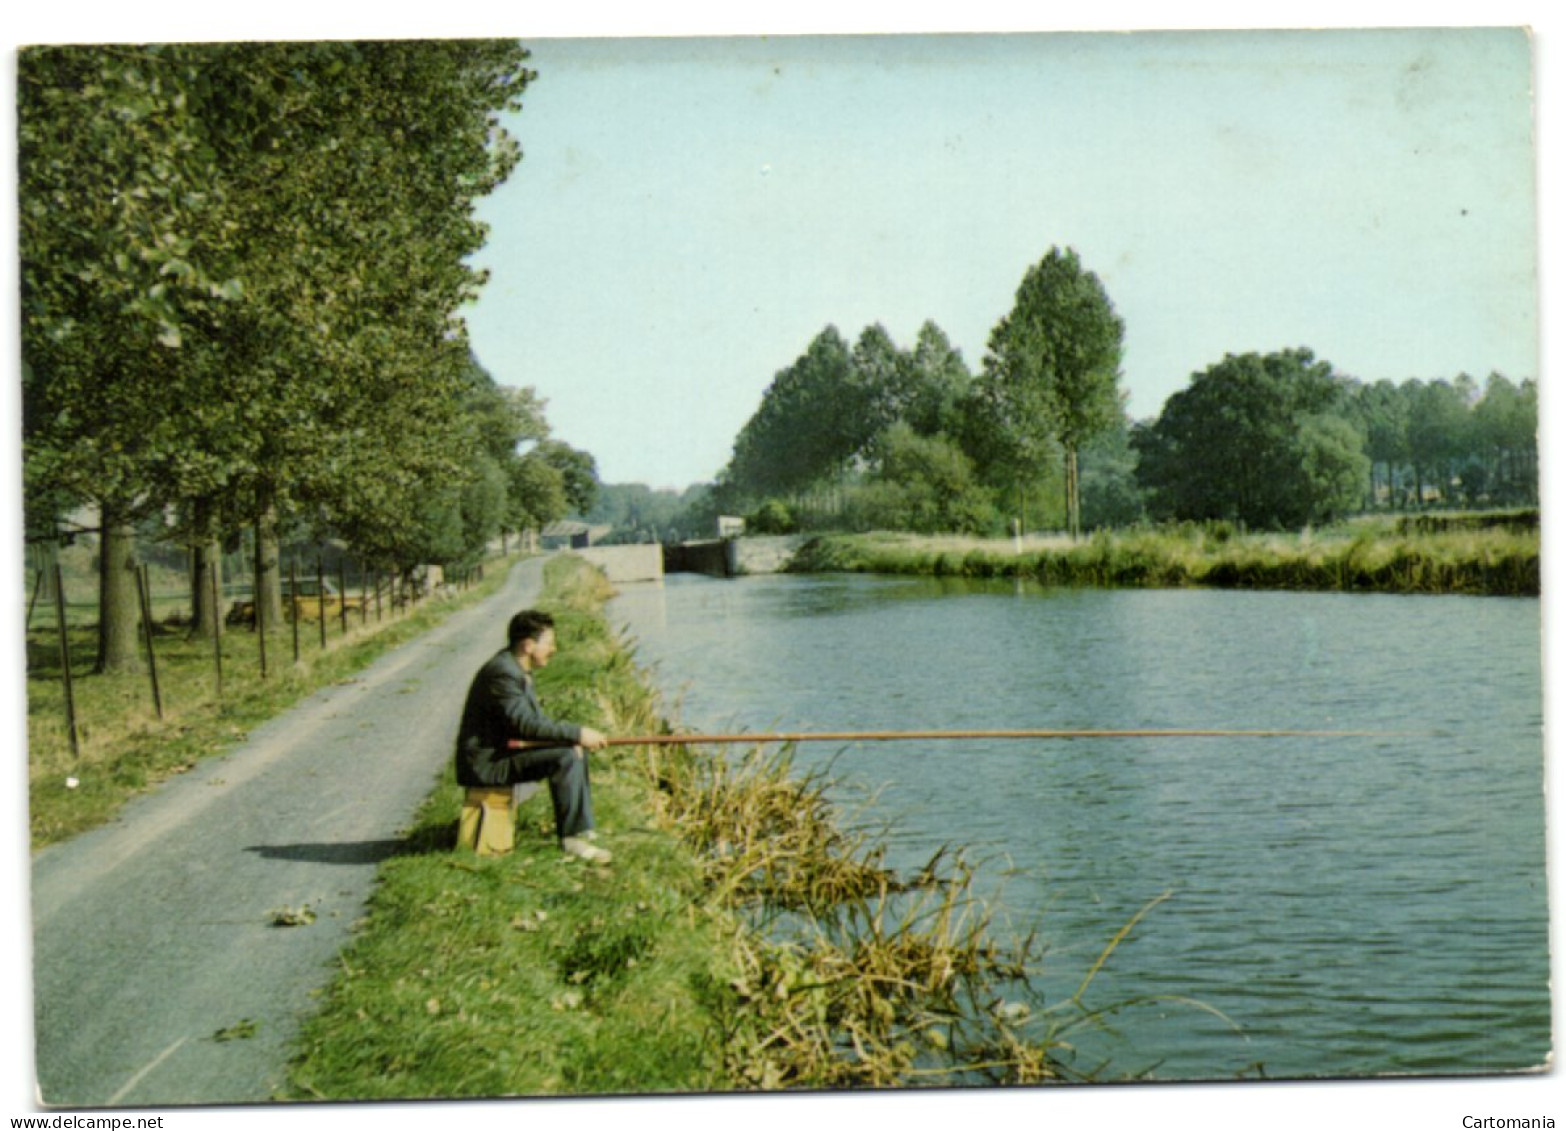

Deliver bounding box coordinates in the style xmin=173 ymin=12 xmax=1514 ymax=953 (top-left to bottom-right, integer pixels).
xmin=787 ymin=518 xmax=1537 ymax=597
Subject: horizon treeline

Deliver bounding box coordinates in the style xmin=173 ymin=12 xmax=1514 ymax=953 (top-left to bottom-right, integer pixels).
xmin=20 ymin=41 xmax=597 ymax=674
xmin=661 ymin=248 xmax=1535 ymax=540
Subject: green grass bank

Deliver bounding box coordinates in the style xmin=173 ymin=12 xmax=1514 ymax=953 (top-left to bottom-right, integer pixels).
xmin=786 ymin=514 xmax=1539 ymax=597
xmin=285 ymin=556 xmax=1155 ymax=1098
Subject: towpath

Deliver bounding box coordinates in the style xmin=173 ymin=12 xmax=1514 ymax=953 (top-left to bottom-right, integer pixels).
xmin=29 ymin=557 xmax=547 ymax=1107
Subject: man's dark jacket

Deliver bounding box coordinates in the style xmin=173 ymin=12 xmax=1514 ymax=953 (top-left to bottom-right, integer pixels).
xmin=454 ymin=648 xmax=583 ymax=787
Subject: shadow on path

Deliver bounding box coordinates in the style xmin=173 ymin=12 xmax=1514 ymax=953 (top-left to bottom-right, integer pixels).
xmin=245 ymin=825 xmax=455 ymax=866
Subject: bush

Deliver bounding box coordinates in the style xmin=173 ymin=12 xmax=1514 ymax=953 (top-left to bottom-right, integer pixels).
xmin=749 ymin=499 xmax=797 ymax=534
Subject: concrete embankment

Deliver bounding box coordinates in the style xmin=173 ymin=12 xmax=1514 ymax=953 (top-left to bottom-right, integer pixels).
xmin=575 ymin=542 xmax=664 ymax=583
xmin=663 ymin=535 xmax=806 ymax=578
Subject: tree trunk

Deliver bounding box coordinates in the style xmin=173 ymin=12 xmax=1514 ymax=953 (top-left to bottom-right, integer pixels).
xmin=96 ymin=509 xmax=142 ymax=674
xmin=253 ymin=496 xmax=283 ymax=631
xmin=189 ymin=538 xmax=225 ymax=638
xmin=1064 ymin=446 xmax=1081 ymax=540
xmin=29 ymin=540 xmax=61 ymax=610
xmin=187 ymin=497 xmax=225 ymax=638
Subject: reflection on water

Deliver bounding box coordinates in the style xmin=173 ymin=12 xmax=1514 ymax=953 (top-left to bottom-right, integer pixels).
xmin=611 ymin=573 xmax=1549 ymax=1079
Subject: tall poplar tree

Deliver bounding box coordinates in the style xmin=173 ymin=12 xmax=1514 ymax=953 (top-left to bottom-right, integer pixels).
xmin=20 ymin=45 xmax=244 ymax=670
xmin=983 ymin=247 xmax=1124 ymax=538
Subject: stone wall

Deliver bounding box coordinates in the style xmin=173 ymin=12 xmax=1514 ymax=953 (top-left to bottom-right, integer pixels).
xmin=730 ymin=535 xmax=805 ymax=575
xmin=663 ymin=535 xmax=805 ymax=578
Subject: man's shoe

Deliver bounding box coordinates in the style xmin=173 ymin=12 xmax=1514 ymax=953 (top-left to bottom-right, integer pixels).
xmin=561 ymin=836 xmax=612 ymax=864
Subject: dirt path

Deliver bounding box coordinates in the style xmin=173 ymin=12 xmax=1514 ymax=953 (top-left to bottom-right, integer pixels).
xmin=29 ymin=558 xmax=548 ymax=1107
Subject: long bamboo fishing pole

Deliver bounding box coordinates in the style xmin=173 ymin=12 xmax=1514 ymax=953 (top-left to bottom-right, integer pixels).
xmin=512 ymin=726 xmax=1413 ymax=750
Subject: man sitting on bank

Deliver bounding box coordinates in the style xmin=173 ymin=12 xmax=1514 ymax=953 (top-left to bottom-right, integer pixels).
xmin=454 ymin=609 xmax=612 ymax=863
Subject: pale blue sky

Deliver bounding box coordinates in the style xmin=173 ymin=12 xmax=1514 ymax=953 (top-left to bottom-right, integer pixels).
xmin=464 ymin=28 xmax=1538 ymax=489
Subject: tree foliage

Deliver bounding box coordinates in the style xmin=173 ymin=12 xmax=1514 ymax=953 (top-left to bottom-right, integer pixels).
xmin=982 ymin=247 xmax=1125 ymax=537
xmin=850 ymin=424 xmax=995 ymax=535
xmin=1132 ymin=349 xmax=1368 ymax=528
xmin=19 ymin=40 xmax=561 ymax=664
xmin=718 ymin=320 xmax=981 ymax=531
xmin=726 ymin=327 xmax=866 ymax=499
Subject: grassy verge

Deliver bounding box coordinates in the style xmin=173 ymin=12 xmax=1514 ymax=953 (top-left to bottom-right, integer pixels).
xmin=285 ymin=556 xmax=1178 ymax=1098
xmin=286 ymin=558 xmax=738 ymax=1097
xmin=26 ymin=560 xmax=518 ymax=849
xmin=787 ymin=515 xmax=1539 ymax=596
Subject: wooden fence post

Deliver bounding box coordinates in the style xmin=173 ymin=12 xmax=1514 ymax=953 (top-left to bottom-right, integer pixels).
xmin=27 ymin=568 xmax=45 ymax=630
xmin=290 ymin=557 xmax=301 ymax=664
xmin=209 ymin=562 xmax=224 ymax=699
xmin=52 ymin=565 xmax=81 ymax=759
xmin=338 ymin=559 xmax=349 ymax=636
xmin=256 ymin=567 xmax=268 ymax=679
xmin=136 ymin=565 xmax=164 ymax=720
xmin=317 ymin=559 xmax=328 ymax=649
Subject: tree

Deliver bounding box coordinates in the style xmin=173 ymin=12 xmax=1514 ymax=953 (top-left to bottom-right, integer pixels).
xmin=21 ymin=41 xmax=535 ymax=658
xmin=1296 ymin=414 xmax=1372 ymax=524
xmin=982 ymin=247 xmax=1125 ymax=538
xmin=1404 ymin=379 xmax=1472 ymax=506
xmin=1353 ymin=379 xmax=1411 ymax=509
xmin=20 ymin=45 xmax=247 ymax=670
xmin=725 ymin=327 xmax=867 ymax=506
xmin=847 ymin=320 xmax=976 ymax=459
xmin=1471 ymin=374 xmax=1537 ymax=506
xmin=850 ymin=324 xmax=910 ymax=451
xmin=956 ymin=363 xmax=1063 ymax=533
xmin=587 ymin=483 xmax=690 ymax=543
xmin=458 ymin=364 xmax=552 ymax=546
xmin=532 ymin=441 xmax=600 ymax=516
xmin=1133 ymin=348 xmax=1364 ymax=529
xmin=853 ymin=423 xmax=996 ymax=534
xmin=1077 ymin=420 xmax=1146 ymax=530
xmin=200 ymin=41 xmax=532 ymax=612
xmin=510 ymin=452 xmax=570 ymax=533
xmin=905 ymin=321 xmax=974 ymax=438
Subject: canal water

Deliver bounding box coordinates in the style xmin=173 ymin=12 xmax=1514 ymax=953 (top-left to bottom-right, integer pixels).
xmin=608 ymin=573 xmax=1549 ymax=1081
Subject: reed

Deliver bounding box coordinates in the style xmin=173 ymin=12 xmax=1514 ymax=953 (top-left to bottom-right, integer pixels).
xmin=576 ymin=564 xmax=1177 ymax=1087
xmin=789 ymin=516 xmax=1539 ymax=596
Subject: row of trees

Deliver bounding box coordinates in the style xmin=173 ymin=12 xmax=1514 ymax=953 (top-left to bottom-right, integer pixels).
xmin=21 ymin=41 xmax=594 ymax=672
xmin=1134 ymin=359 xmax=1537 ymax=528
xmin=716 ymin=247 xmax=1126 ymax=537
xmin=585 ymin=483 xmax=718 ymax=546
xmin=702 ymin=245 xmax=1534 ymax=541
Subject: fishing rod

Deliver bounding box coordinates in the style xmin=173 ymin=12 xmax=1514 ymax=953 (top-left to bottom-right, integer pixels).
xmin=511 ymin=726 xmax=1416 ymax=750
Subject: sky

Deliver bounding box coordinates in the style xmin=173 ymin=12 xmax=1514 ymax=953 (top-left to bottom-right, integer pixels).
xmin=463 ymin=26 xmax=1540 ymax=489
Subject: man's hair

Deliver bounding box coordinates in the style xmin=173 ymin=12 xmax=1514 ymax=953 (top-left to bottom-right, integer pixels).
xmin=507 ymin=609 xmax=556 ymax=648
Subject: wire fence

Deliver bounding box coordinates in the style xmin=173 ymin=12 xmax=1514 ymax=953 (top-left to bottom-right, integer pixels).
xmin=26 ymin=550 xmax=492 ymax=760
